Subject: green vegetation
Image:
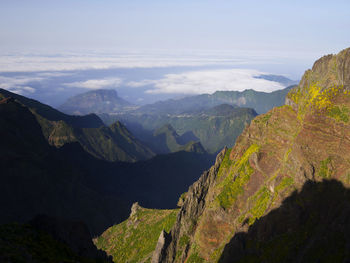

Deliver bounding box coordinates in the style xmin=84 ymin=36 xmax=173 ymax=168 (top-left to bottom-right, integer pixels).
xmin=254 ymin=112 xmax=272 ymax=124
xmin=186 ymin=251 xmax=205 ymax=263
xmin=328 ymin=105 xmax=350 ymax=122
xmin=187 ymin=244 xmax=205 ymax=263
xmin=179 ymin=234 xmax=190 ymax=248
xmin=248 ymin=187 xmax=272 ymax=225
xmin=95 ymin=207 xmax=178 ymax=263
xmin=275 ymin=176 xmax=294 ymax=193
xmin=103 ymin=105 xmax=257 ymax=154
xmin=216 ymin=144 xmax=260 ymax=209
xmin=319 ymin=157 xmax=332 ymax=178
xmin=217 ymin=148 xmax=233 ymax=178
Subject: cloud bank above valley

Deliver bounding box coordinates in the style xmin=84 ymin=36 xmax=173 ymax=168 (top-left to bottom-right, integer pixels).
xmin=63 ymin=78 xmax=122 ymax=90
xmin=128 ymin=69 xmax=285 ymax=94
xmin=0 ymin=49 xmax=302 ymax=106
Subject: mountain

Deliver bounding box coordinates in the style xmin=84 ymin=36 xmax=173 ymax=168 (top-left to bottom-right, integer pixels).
xmin=59 ymin=89 xmax=133 ymax=115
xmin=135 ymin=85 xmax=295 ymax=115
xmin=93 ymin=48 xmax=350 ymax=262
xmin=104 ymin=104 xmax=257 ymax=154
xmin=256 ymin=74 xmax=297 ymax=87
xmin=0 ymin=88 xmax=154 ymax=162
xmin=0 ymin=94 xmax=215 ymax=235
xmin=145 ymin=47 xmax=350 ymax=262
xmin=0 ymin=97 xmax=129 ymax=234
xmin=0 ymin=88 xmax=103 ymax=128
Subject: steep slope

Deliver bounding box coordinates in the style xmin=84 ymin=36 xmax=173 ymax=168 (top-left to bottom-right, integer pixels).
xmin=104 ymin=105 xmax=257 ymax=154
xmin=0 ymin=88 xmax=103 ymax=128
xmin=59 ymin=89 xmax=133 ymax=115
xmin=95 ymin=203 xmax=178 ymax=263
xmin=0 ymin=96 xmax=214 ymax=235
xmin=52 ymin=120 xmax=155 ymax=162
xmin=0 ymin=88 xmax=154 ymax=162
xmin=0 ymin=97 xmax=129 ymax=234
xmin=154 ymin=48 xmax=350 ymax=262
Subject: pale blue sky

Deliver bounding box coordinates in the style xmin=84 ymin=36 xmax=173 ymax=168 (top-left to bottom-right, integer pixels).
xmin=1 ymin=0 xmax=349 ymax=54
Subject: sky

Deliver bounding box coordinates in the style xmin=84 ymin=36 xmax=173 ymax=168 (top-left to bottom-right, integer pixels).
xmin=1 ymin=0 xmax=349 ymax=53
xmin=0 ymin=1 xmax=349 ymax=106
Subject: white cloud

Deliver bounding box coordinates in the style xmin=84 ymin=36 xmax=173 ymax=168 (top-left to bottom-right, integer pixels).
xmin=63 ymin=77 xmax=122 ymax=89
xmin=0 ymin=76 xmax=41 ymax=95
xmin=8 ymin=86 xmax=36 ymax=95
xmin=127 ymin=69 xmax=285 ymax=94
xmin=0 ymin=50 xmax=279 ymax=72
xmin=36 ymin=72 xmax=74 ymax=77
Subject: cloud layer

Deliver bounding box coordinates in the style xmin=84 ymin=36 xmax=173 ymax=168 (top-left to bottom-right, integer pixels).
xmin=63 ymin=78 xmax=122 ymax=89
xmin=0 ymin=50 xmax=280 ymax=72
xmin=0 ymin=76 xmax=42 ymax=95
xmin=128 ymin=69 xmax=285 ymax=94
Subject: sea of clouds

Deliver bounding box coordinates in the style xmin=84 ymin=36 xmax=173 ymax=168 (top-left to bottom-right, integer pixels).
xmin=0 ymin=49 xmax=300 ymax=105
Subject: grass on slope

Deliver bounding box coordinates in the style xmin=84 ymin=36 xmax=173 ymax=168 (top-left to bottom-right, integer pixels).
xmin=95 ymin=207 xmax=178 ymax=263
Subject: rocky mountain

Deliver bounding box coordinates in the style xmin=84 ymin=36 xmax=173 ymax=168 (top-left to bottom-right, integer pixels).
xmin=93 ymin=48 xmax=350 ymax=262
xmin=0 ymin=88 xmax=154 ymax=162
xmin=103 ymin=105 xmax=257 ymax=154
xmin=146 ymin=47 xmax=350 ymax=262
xmin=59 ymin=89 xmax=133 ymax=115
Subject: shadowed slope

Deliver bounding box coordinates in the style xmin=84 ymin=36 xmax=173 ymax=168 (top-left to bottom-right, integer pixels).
xmin=219 ymin=180 xmax=350 ymax=263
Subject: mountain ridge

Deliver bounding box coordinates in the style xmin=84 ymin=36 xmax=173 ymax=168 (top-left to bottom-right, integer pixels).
xmin=149 ymin=47 xmax=350 ymax=262
xmin=0 ymin=88 xmax=154 ymax=162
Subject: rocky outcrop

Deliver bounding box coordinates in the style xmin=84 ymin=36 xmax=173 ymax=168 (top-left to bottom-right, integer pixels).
xmin=154 ymin=47 xmax=350 ymax=262
xmin=152 ymin=230 xmax=172 ymax=263
xmin=153 ymin=147 xmax=227 ymax=262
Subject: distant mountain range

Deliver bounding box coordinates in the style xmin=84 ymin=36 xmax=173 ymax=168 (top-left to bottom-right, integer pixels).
xmin=59 ymin=74 xmax=297 ymax=116
xmin=135 ymin=85 xmax=295 ymax=115
xmin=59 ymin=84 xmax=294 ymax=154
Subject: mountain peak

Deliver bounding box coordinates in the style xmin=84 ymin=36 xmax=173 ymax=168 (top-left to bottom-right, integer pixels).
xmin=286 ymin=47 xmax=350 ymax=117
xmin=59 ymin=89 xmax=132 ymax=115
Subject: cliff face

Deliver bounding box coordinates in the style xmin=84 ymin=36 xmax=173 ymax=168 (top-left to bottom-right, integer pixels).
xmin=156 ymin=47 xmax=350 ymax=262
